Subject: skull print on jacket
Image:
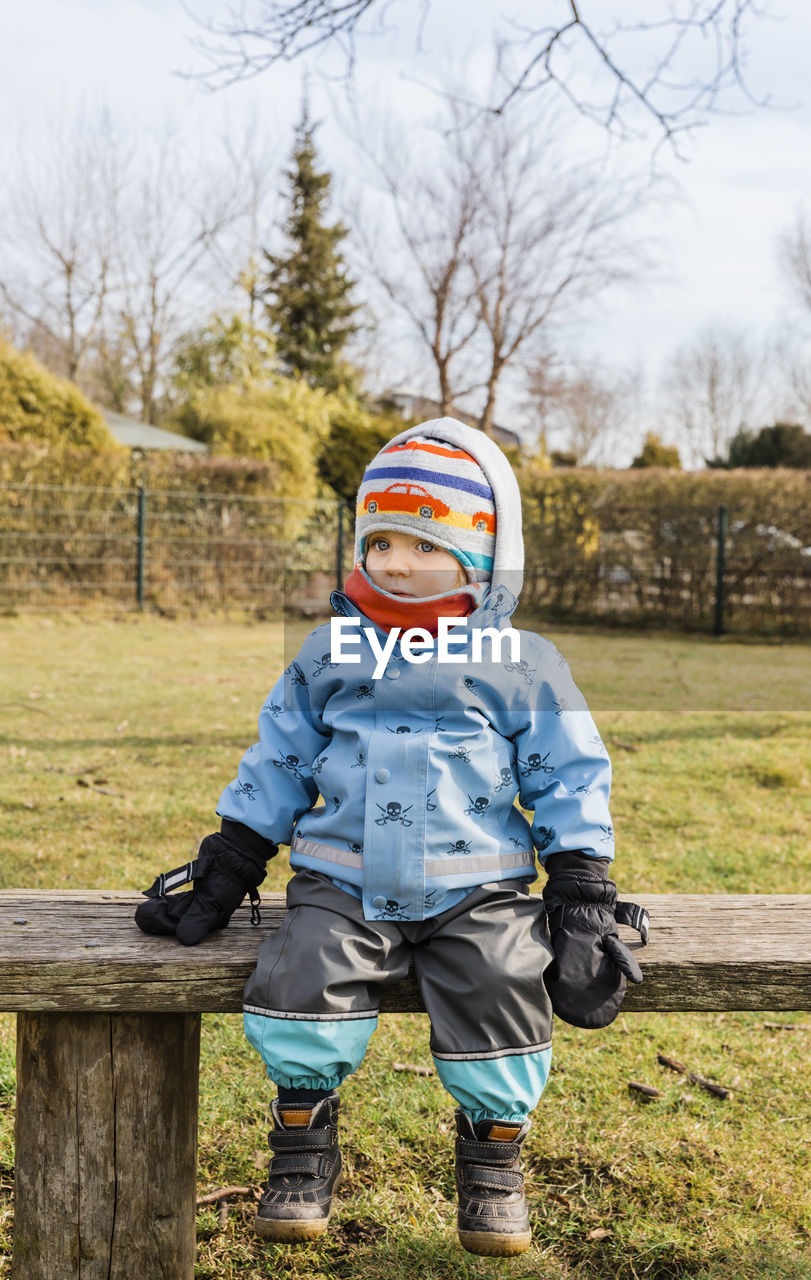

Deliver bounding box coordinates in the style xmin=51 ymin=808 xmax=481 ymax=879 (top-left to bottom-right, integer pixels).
xmin=217 ymin=585 xmax=613 ymax=922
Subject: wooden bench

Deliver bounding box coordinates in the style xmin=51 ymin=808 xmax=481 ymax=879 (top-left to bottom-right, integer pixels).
xmin=2 ymin=890 xmax=809 ymax=1280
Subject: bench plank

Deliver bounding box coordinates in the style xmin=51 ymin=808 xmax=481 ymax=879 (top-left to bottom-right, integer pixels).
xmin=1 ymin=891 xmax=809 ymax=1012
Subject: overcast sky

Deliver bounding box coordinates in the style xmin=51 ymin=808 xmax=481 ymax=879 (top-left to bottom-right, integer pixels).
xmin=2 ymin=1 xmax=811 ymax=459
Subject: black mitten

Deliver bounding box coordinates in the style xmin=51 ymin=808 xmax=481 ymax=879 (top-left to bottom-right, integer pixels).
xmin=542 ymin=851 xmax=650 ymax=1029
xmin=135 ymin=820 xmax=277 ymax=946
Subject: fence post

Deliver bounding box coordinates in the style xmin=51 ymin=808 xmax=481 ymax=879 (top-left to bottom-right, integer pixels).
xmin=713 ymin=503 xmax=728 ymax=636
xmin=335 ymin=502 xmax=346 ymax=590
xmin=136 ymin=486 xmax=147 ymax=611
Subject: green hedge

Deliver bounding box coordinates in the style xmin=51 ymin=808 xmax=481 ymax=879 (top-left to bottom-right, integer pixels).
xmin=0 ymin=440 xmax=282 ymax=494
xmin=518 ymin=466 xmax=810 ymax=633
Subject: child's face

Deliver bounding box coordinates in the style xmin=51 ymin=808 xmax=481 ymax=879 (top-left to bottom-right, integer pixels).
xmin=365 ymin=530 xmax=466 ymax=598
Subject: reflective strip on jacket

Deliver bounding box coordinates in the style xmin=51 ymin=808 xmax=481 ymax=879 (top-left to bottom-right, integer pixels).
xmin=217 ymin=587 xmax=614 ymax=922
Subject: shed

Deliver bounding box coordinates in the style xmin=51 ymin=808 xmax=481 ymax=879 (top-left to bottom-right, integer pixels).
xmin=104 ymin=411 xmax=208 ymax=453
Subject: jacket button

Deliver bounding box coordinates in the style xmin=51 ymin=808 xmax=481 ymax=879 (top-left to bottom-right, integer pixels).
xmin=375 ymin=768 xmax=390 ymax=783
xmin=371 ymin=895 xmax=386 ymax=909
xmin=386 ymin=668 xmax=401 ymax=679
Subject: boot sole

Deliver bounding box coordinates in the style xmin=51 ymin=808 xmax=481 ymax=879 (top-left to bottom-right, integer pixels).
xmin=254 ymin=1172 xmax=343 ymax=1243
xmin=458 ymin=1227 xmax=532 ymax=1256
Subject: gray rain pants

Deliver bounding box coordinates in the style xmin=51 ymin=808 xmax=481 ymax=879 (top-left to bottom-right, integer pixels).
xmin=243 ymin=870 xmax=554 ymax=1123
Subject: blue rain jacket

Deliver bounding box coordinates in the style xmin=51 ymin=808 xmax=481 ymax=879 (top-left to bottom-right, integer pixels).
xmin=217 ymin=585 xmax=614 ymax=923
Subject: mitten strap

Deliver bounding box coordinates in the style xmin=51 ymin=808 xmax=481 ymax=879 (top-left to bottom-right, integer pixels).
xmin=142 ymin=860 xmax=198 ymax=899
xmin=615 ymin=901 xmax=650 ymax=945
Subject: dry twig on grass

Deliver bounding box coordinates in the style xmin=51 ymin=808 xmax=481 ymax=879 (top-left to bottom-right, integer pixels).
xmin=657 ymin=1051 xmax=732 ymax=1098
xmin=0 ymin=700 xmax=54 ymax=716
xmin=76 ymin=778 xmax=123 ymax=796
xmin=196 ymin=1185 xmax=259 ymax=1207
xmin=689 ymin=1073 xmax=732 ymax=1100
xmin=628 ymin=1080 xmax=660 ymax=1099
xmin=657 ymin=1052 xmax=688 ymax=1073
xmin=392 ymin=1061 xmax=434 ymax=1076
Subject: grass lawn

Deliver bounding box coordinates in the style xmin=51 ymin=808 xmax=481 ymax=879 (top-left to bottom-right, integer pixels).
xmin=0 ymin=614 xmax=809 ymax=1278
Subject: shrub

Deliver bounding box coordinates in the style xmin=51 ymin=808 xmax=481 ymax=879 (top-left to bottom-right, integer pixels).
xmin=0 ymin=340 xmax=114 ymax=449
xmin=170 ymin=380 xmax=329 ymax=503
xmin=631 ymin=432 xmax=682 ymax=468
xmin=316 ymin=408 xmax=406 ymax=505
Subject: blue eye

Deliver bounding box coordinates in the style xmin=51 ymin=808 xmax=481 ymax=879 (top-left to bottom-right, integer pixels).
xmin=417 ymin=541 xmax=436 ymax=553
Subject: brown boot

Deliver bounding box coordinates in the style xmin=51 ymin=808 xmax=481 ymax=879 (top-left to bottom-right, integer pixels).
xmin=454 ymin=1109 xmax=532 ymax=1256
xmin=255 ymin=1094 xmax=342 ymax=1242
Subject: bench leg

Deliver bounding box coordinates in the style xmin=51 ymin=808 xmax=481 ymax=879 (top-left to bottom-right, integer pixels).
xmin=12 ymin=1011 xmax=201 ymax=1280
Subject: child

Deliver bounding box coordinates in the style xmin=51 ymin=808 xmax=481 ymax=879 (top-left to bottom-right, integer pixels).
xmin=137 ymin=417 xmax=647 ymax=1257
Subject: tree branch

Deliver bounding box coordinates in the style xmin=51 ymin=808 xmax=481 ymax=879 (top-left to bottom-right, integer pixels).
xmin=184 ymin=1 xmax=771 ymax=152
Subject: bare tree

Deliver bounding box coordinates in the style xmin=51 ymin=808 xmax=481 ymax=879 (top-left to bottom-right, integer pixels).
xmin=776 ymin=212 xmax=811 ymax=419
xmin=559 ymin=371 xmax=626 ymax=466
xmin=522 ymin=349 xmax=571 ymax=447
xmin=218 ymin=109 xmax=284 ymax=324
xmin=0 ymin=104 xmax=277 ymax=423
xmin=778 ymin=210 xmax=811 ymax=313
xmin=353 ymin=99 xmax=650 ymax=431
xmin=351 ymin=109 xmax=484 ymax=415
xmin=660 ymin=324 xmax=768 ymax=465
xmin=525 ymin=357 xmax=630 ymax=464
xmin=0 ymin=109 xmax=126 ymax=383
xmin=187 ymin=1 xmax=769 ymax=154
xmin=772 ymin=337 xmax=811 ymax=423
xmin=114 ymin=132 xmax=248 ymax=422
xmin=466 ymin=109 xmax=648 ymax=432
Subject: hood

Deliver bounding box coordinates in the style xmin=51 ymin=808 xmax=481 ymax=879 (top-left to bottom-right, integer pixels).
xmin=355 ymin=416 xmax=524 ymax=599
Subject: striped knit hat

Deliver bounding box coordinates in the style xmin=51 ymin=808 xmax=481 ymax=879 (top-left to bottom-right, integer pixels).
xmin=355 ymin=435 xmax=496 ymax=583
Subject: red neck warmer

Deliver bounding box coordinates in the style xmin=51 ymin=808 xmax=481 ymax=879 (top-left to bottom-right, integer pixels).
xmin=343 ymin=567 xmax=476 ymax=636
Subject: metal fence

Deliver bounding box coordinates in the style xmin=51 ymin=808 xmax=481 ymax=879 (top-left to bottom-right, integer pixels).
xmin=520 ymin=503 xmax=810 ymax=636
xmin=0 ymin=484 xmax=349 ymax=616
xmin=0 ymin=484 xmax=808 ymax=634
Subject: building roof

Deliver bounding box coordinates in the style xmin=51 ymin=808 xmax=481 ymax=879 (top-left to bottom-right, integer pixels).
xmin=380 ymin=389 xmax=522 ymax=450
xmin=104 ymin=411 xmax=208 ymax=453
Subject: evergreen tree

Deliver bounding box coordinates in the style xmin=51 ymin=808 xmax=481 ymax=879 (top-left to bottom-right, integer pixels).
xmin=263 ymin=107 xmax=359 ymax=390
xmin=316 ymin=410 xmax=402 ymax=505
xmin=723 ymin=423 xmax=811 ymax=468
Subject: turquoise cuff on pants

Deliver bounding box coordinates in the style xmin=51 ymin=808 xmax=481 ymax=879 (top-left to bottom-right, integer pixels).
xmin=244 ymin=1011 xmax=378 ymax=1091
xmin=432 ymin=1047 xmax=552 ymax=1125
